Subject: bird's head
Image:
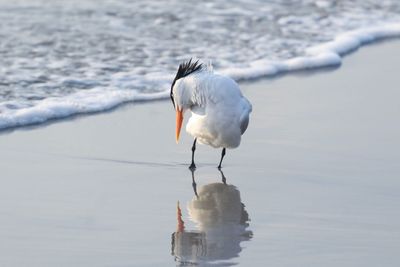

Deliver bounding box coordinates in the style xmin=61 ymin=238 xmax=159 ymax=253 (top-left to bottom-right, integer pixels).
xmin=170 ymin=59 xmax=203 ymax=143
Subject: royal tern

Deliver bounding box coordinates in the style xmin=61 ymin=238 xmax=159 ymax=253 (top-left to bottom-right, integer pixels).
xmin=170 ymin=59 xmax=252 ymax=169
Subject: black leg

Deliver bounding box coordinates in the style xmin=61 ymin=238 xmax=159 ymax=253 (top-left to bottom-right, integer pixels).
xmin=190 ymin=168 xmax=198 ymax=197
xmin=217 ymin=147 xmax=226 ymax=169
xmin=219 ymin=168 xmax=227 ymax=184
xmin=189 ymin=138 xmax=197 ymax=170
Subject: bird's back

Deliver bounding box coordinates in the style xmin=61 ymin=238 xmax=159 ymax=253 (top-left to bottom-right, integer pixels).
xmin=186 ymin=73 xmax=252 ymax=148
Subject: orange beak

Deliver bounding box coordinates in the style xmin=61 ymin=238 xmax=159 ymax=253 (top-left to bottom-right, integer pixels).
xmin=176 ymin=108 xmax=183 ymax=143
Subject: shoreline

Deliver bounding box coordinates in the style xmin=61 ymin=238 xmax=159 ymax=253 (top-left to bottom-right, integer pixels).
xmin=1 ymin=40 xmax=400 ymax=267
xmin=1 ymin=26 xmax=400 ymax=133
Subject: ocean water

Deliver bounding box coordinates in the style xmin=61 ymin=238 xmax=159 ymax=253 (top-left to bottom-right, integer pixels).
xmin=1 ymin=0 xmax=400 ymax=130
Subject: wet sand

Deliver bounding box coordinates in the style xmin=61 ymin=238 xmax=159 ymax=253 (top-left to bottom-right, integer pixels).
xmin=0 ymin=41 xmax=399 ymax=267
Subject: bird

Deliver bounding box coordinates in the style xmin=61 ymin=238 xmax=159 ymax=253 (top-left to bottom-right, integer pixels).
xmin=170 ymin=59 xmax=252 ymax=169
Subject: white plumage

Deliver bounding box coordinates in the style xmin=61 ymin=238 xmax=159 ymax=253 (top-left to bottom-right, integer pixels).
xmin=171 ymin=59 xmax=252 ymax=168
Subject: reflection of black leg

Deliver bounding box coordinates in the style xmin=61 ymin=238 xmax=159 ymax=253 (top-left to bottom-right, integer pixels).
xmin=217 ymin=147 xmax=226 ymax=169
xmin=189 ymin=138 xmax=197 ymax=170
xmin=219 ymin=169 xmax=227 ymax=184
xmin=190 ymin=168 xmax=198 ymax=197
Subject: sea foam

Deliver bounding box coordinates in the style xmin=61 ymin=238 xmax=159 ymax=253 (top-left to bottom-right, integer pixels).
xmin=1 ymin=0 xmax=400 ymax=131
xmin=0 ymin=89 xmax=168 ymax=130
xmin=222 ymin=23 xmax=400 ymax=80
xmin=1 ymin=23 xmax=400 ymax=130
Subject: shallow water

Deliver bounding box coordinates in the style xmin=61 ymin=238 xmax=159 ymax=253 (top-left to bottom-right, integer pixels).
xmin=1 ymin=0 xmax=400 ymax=129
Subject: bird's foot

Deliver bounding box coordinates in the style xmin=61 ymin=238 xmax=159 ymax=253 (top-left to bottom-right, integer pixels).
xmin=218 ymin=168 xmax=226 ymax=184
xmin=190 ymin=167 xmax=198 ymax=197
xmin=189 ymin=163 xmax=196 ymax=170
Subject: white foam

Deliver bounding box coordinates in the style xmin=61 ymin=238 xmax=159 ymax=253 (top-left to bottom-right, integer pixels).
xmin=222 ymin=23 xmax=400 ymax=80
xmin=307 ymin=24 xmax=400 ymax=55
xmin=1 ymin=23 xmax=400 ymax=131
xmin=0 ymin=89 xmax=168 ymax=130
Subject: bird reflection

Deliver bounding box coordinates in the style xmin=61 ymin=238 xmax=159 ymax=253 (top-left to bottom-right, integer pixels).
xmin=171 ymin=170 xmax=253 ymax=266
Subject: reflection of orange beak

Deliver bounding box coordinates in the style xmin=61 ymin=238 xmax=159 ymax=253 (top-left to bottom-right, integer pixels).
xmin=177 ymin=201 xmax=185 ymax=232
xmin=176 ymin=109 xmax=183 ymax=143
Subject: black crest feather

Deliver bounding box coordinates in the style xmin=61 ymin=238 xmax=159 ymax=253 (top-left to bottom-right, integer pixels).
xmin=170 ymin=58 xmax=203 ymax=109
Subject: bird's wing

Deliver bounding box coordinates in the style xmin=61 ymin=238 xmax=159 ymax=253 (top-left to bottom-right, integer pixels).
xmin=240 ymin=112 xmax=249 ymax=135
xmin=239 ymin=98 xmax=252 ymax=134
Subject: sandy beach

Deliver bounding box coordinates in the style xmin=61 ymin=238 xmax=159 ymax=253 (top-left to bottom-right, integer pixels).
xmin=1 ymin=40 xmax=400 ymax=266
